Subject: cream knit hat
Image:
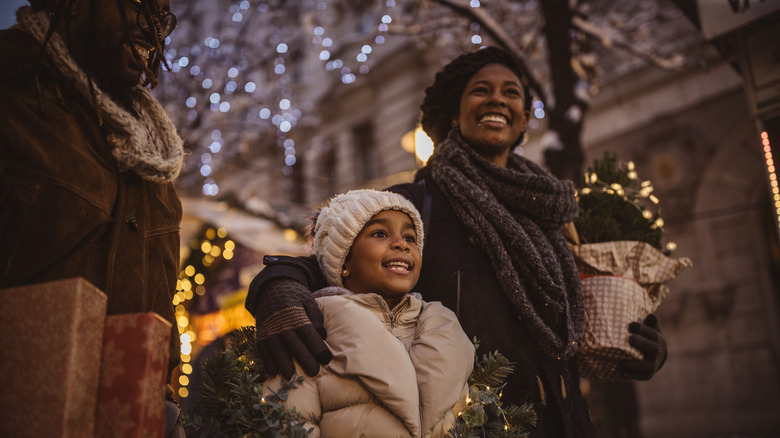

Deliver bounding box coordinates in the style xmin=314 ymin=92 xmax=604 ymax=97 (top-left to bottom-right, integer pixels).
xmin=312 ymin=189 xmax=424 ymax=287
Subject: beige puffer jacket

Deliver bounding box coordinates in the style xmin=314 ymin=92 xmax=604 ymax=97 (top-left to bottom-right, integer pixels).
xmin=262 ymin=288 xmax=475 ymax=437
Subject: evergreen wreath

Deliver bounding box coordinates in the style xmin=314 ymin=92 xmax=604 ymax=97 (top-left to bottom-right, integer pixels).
xmin=574 ymin=151 xmax=671 ymax=254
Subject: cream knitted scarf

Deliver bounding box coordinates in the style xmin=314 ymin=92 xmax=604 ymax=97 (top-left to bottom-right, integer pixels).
xmin=17 ymin=7 xmax=184 ymax=182
xmin=421 ymin=129 xmax=584 ymax=359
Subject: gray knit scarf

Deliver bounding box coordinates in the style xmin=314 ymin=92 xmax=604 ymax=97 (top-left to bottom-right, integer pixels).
xmin=424 ymin=129 xmax=584 ymax=359
xmin=16 ymin=7 xmax=184 ymax=182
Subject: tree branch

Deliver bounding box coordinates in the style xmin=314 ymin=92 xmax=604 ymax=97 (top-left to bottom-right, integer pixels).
xmin=572 ymin=15 xmax=684 ymax=71
xmin=433 ymin=0 xmax=547 ymax=103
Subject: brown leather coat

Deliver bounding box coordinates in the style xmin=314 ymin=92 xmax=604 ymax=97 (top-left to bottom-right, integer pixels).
xmin=0 ymin=29 xmax=182 ymax=369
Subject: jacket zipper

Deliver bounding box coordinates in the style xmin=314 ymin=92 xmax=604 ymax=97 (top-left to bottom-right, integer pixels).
xmin=388 ymin=297 xmax=411 ymax=328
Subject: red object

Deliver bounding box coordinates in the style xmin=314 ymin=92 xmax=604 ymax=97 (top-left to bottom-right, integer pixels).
xmin=0 ymin=277 xmax=107 ymax=438
xmin=96 ymin=313 xmax=172 ymax=438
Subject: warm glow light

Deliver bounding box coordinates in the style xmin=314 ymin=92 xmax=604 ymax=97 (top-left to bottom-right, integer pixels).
xmin=178 ymin=387 xmax=189 ymax=398
xmin=194 ymin=273 xmax=205 ymax=285
xmin=284 ymin=228 xmax=298 ymax=242
xmin=225 ymin=240 xmax=236 ymax=250
xmin=185 ymin=265 xmax=195 ymax=276
xmin=182 ymin=364 xmax=193 ymax=374
xmin=179 ymin=375 xmax=190 ymax=386
xmin=761 ymin=131 xmax=780 ymax=231
xmin=201 ymin=241 xmax=212 ymax=253
xmin=414 ymin=126 xmax=434 ymax=163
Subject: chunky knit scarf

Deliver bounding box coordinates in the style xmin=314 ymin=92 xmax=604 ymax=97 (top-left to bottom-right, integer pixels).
xmin=425 ymin=129 xmax=584 ymax=359
xmin=17 ymin=7 xmax=184 ymax=182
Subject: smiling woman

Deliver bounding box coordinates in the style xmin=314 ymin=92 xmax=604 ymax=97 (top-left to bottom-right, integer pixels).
xmin=454 ymin=63 xmax=529 ymax=166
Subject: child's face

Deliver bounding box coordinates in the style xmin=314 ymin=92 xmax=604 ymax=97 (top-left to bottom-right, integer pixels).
xmin=343 ymin=210 xmax=422 ymax=307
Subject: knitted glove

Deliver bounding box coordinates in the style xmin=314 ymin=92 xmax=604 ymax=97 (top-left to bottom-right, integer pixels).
xmin=620 ymin=314 xmax=668 ymax=380
xmin=254 ymin=278 xmax=332 ymax=379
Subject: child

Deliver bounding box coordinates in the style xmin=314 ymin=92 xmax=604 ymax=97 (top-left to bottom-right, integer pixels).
xmin=262 ymin=189 xmax=474 ymax=438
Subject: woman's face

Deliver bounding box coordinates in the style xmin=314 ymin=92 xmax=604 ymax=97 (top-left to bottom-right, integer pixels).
xmin=453 ymin=63 xmax=529 ymax=167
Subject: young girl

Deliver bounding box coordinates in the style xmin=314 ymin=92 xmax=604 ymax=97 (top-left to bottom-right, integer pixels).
xmin=262 ymin=189 xmax=474 ymax=438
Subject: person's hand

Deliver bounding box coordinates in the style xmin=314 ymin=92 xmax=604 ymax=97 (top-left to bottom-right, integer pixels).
xmin=620 ymin=314 xmax=667 ymax=380
xmin=254 ymin=278 xmax=332 ymax=379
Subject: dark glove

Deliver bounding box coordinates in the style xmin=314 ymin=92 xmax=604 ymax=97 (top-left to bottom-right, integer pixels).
xmin=254 ymin=278 xmax=332 ymax=379
xmin=620 ymin=314 xmax=667 ymax=380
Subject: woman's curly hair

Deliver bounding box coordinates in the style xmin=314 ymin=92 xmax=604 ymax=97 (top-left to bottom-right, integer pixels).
xmin=420 ymin=46 xmax=533 ymax=148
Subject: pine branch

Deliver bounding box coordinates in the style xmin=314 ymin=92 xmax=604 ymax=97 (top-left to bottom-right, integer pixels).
xmin=470 ymin=351 xmax=515 ymax=388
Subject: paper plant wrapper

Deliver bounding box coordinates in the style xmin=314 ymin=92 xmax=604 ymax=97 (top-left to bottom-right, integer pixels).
xmin=0 ymin=277 xmax=107 ymax=438
xmin=96 ymin=313 xmax=172 ymax=438
xmin=571 ymin=241 xmax=692 ymax=381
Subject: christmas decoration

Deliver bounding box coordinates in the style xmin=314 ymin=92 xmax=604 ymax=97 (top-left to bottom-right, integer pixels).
xmin=192 ymin=330 xmax=536 ymax=437
xmin=571 ymin=152 xmax=692 ymax=381
xmin=448 ymin=339 xmax=537 ymax=438
xmin=96 ymin=313 xmax=172 ymax=438
xmin=190 ymin=327 xmax=311 ymax=437
xmin=0 ymin=278 xmax=107 ymax=438
xmin=574 ymin=151 xmax=667 ymax=252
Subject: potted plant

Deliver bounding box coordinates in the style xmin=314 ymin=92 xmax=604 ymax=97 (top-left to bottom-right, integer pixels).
xmin=570 ymin=151 xmax=692 ymax=381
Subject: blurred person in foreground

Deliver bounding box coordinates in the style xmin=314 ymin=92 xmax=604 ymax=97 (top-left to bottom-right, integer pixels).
xmin=0 ymin=0 xmax=185 ymax=434
xmin=245 ymin=47 xmax=667 ymax=438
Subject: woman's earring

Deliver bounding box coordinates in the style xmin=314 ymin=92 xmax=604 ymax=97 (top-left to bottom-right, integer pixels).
xmin=341 ymin=268 xmax=349 ymax=278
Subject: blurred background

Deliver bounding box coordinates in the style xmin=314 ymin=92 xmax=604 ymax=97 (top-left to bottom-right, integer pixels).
xmin=3 ymin=1 xmax=779 ymax=437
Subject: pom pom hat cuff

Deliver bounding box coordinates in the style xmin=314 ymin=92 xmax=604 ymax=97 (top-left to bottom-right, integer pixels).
xmin=313 ymin=189 xmax=424 ymax=288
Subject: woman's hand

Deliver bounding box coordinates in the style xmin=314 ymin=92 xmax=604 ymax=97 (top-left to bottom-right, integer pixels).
xmin=620 ymin=314 xmax=668 ymax=380
xmin=254 ymin=278 xmax=332 ymax=379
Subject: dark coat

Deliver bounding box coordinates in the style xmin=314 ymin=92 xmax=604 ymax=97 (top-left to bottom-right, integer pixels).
xmin=390 ymin=178 xmax=596 ymax=438
xmin=0 ymin=29 xmax=182 ymax=370
xmin=247 ymin=176 xmax=597 ymax=437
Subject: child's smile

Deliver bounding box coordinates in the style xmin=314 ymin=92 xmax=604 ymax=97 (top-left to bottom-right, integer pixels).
xmin=343 ymin=210 xmax=422 ymax=307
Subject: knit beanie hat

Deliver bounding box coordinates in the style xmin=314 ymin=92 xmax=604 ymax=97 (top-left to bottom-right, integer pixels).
xmin=312 ymin=189 xmax=424 ymax=287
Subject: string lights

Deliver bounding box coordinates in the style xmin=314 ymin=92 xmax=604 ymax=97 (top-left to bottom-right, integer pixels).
xmin=172 ymin=226 xmax=235 ymax=398
xmin=763 ymin=131 xmax=779 ymax=231
xmin=160 ymin=0 xmax=550 ymax=198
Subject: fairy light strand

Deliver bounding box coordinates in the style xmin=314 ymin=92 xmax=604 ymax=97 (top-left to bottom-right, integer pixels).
xmin=173 ymin=227 xmax=234 ymax=398
xmin=763 ymin=131 xmax=780 ymax=231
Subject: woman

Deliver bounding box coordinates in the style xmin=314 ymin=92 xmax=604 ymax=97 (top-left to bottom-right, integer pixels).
xmin=245 ymin=47 xmax=666 ymax=437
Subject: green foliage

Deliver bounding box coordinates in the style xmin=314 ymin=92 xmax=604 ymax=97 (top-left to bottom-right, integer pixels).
xmin=192 ymin=326 xmax=313 ymax=438
xmin=447 ymin=339 xmax=536 ymax=438
xmin=575 ymin=151 xmax=667 ymax=253
xmin=469 ymin=350 xmax=515 ymax=388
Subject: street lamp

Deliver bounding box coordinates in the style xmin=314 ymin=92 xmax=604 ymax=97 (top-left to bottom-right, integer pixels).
xmin=401 ymin=125 xmax=434 ymax=164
